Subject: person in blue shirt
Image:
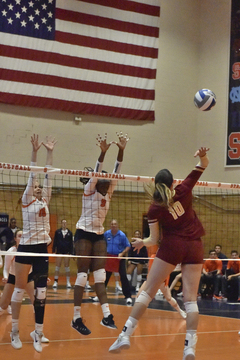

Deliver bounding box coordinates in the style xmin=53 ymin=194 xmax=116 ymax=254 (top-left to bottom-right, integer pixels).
xmin=104 ymin=219 xmax=132 ymax=305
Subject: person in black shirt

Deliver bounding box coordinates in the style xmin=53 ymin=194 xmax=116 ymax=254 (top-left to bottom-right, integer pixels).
xmin=52 ymin=220 xmax=73 ymax=289
xmin=127 ymin=230 xmax=148 ymax=292
xmin=215 ymin=244 xmax=228 ymax=274
xmin=0 ymin=218 xmax=19 ymax=251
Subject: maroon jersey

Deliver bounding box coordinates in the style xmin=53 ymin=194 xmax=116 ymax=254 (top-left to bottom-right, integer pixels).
xmin=148 ymin=167 xmax=205 ymax=241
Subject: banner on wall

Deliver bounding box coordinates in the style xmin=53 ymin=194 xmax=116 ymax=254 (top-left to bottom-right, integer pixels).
xmin=0 ymin=0 xmax=160 ymax=121
xmin=226 ymin=0 xmax=240 ymax=166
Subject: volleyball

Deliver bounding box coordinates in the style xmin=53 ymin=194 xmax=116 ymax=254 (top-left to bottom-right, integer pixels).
xmin=194 ymin=89 xmax=216 ymax=111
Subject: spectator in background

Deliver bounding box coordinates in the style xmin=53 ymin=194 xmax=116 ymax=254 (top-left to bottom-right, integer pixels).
xmin=113 ymin=272 xmax=122 ymax=293
xmin=198 ymin=249 xmax=222 ymax=300
xmin=104 ymin=219 xmax=132 ymax=305
xmin=127 ymin=230 xmax=148 ymax=292
xmin=52 ymin=220 xmax=73 ymax=290
xmin=222 ymin=250 xmax=240 ymax=301
xmin=0 ymin=218 xmax=19 ymax=251
xmin=215 ymin=244 xmax=228 ymax=274
xmin=0 ymin=229 xmax=49 ymax=343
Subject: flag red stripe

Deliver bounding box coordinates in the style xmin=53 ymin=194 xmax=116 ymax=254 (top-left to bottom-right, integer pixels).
xmin=76 ymin=0 xmax=160 ymax=17
xmin=56 ymin=8 xmax=159 ymax=38
xmin=55 ymin=31 xmax=159 ymax=59
xmin=0 ymin=92 xmax=155 ymax=120
xmin=1 ymin=45 xmax=157 ymax=79
xmin=0 ymin=70 xmax=155 ymax=100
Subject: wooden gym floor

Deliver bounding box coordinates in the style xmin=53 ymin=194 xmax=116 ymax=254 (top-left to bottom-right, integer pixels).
xmin=0 ymin=280 xmax=240 ymax=360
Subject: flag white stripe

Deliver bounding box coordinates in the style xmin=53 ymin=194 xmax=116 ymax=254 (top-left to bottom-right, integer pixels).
xmin=0 ymin=80 xmax=155 ymax=111
xmin=126 ymin=0 xmax=160 ymax=6
xmin=0 ymin=57 xmax=156 ymax=90
xmin=56 ymin=19 xmax=159 ymax=49
xmin=0 ymin=35 xmax=158 ymax=70
xmin=57 ymin=0 xmax=160 ymax=27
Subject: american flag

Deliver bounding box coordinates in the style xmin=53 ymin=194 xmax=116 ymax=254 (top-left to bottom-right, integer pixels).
xmin=0 ymin=0 xmax=160 ymax=121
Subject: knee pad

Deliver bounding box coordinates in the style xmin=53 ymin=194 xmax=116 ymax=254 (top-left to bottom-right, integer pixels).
xmin=11 ymin=288 xmax=25 ymax=303
xmin=75 ymin=272 xmax=88 ymax=287
xmin=137 ymin=274 xmax=142 ymax=282
xmin=55 ymin=266 xmax=60 ymax=272
xmin=34 ymin=287 xmax=46 ymax=307
xmin=184 ymin=301 xmax=199 ymax=313
xmin=93 ymin=269 xmax=106 ymax=283
xmin=135 ymin=290 xmax=152 ymax=307
xmin=65 ymin=267 xmax=70 ymax=273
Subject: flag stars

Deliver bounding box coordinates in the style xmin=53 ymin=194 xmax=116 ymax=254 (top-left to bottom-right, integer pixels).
xmin=21 ymin=20 xmax=27 ymax=27
xmin=1 ymin=0 xmax=55 ymax=39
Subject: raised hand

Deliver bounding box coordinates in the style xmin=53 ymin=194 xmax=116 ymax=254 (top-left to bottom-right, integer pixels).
xmin=194 ymin=147 xmax=210 ymax=158
xmin=31 ymin=134 xmax=42 ymax=152
xmin=42 ymin=136 xmax=57 ymax=152
xmin=113 ymin=131 xmax=130 ymax=150
xmin=96 ymin=133 xmax=111 ymax=153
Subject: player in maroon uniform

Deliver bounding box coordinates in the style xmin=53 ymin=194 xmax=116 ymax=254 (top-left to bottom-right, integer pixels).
xmin=109 ymin=147 xmax=209 ymax=360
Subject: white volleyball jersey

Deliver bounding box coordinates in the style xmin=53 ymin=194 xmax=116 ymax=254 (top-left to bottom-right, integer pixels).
xmin=76 ymin=160 xmax=122 ymax=235
xmin=3 ymin=245 xmax=17 ymax=278
xmin=21 ymin=170 xmax=52 ymax=245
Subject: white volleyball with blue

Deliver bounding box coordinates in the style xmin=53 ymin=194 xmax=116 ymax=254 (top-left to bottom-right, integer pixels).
xmin=194 ymin=89 xmax=216 ymax=111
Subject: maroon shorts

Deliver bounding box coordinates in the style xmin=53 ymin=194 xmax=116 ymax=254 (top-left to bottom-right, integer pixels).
xmin=156 ymin=237 xmax=204 ymax=266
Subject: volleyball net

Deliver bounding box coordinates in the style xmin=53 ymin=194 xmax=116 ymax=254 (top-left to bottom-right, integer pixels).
xmin=0 ymin=162 xmax=240 ymax=262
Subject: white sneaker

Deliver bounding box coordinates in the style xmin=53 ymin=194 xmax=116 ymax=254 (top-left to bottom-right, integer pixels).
xmin=126 ymin=298 xmax=132 ymax=305
xmin=30 ymin=330 xmax=43 ymax=353
xmin=52 ymin=281 xmax=58 ymax=289
xmin=109 ymin=333 xmax=130 ymax=353
xmin=182 ymin=333 xmax=197 ymax=360
xmin=115 ymin=285 xmax=122 ymax=293
xmin=178 ymin=308 xmax=187 ymax=319
xmin=7 ymin=305 xmax=12 ymax=314
xmin=156 ymin=289 xmax=163 ymax=296
xmin=238 ymin=330 xmax=240 ymax=336
xmin=11 ymin=331 xmax=22 ymax=349
xmin=41 ymin=334 xmax=49 ymax=343
xmin=66 ymin=282 xmax=72 ymax=289
xmin=85 ymin=284 xmax=92 ymax=290
xmin=177 ymin=292 xmax=183 ymax=297
xmin=89 ymin=296 xmax=99 ymax=302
